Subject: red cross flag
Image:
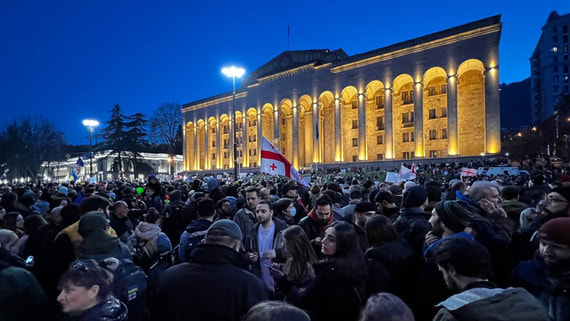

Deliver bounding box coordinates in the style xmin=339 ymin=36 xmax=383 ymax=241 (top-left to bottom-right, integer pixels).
xmin=260 ymin=136 xmax=306 ymax=186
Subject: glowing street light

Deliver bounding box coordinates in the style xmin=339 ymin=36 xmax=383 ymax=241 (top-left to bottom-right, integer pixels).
xmin=222 ymin=66 xmax=246 ymax=181
xmin=82 ymin=119 xmax=100 ymax=179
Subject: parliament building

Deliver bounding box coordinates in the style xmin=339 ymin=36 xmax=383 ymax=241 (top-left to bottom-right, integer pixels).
xmin=182 ymin=15 xmax=501 ymax=171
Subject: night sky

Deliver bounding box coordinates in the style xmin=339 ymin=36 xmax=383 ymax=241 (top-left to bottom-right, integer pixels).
xmin=1 ymin=0 xmax=569 ymax=145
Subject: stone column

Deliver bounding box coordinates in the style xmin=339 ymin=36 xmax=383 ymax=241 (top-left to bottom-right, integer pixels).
xmin=358 ymin=92 xmax=366 ymax=160
xmin=193 ymin=125 xmax=198 ymax=170
xmin=384 ymin=88 xmax=393 ymax=159
xmin=242 ymin=117 xmax=247 ymax=167
xmin=292 ymin=104 xmax=299 ymax=168
xmin=485 ymin=67 xmax=500 ymax=154
xmin=216 ymin=121 xmax=221 ymax=169
xmin=313 ymin=102 xmax=319 ymax=164
xmin=335 ymin=97 xmax=341 ymax=162
xmin=182 ymin=123 xmax=187 ymax=171
xmin=447 ymin=74 xmax=458 ymax=156
xmin=257 ymin=112 xmax=262 ymax=166
xmin=413 ymin=81 xmax=424 ymax=158
xmin=274 ymin=107 xmax=280 ymax=151
xmin=204 ymin=123 xmax=206 ymax=169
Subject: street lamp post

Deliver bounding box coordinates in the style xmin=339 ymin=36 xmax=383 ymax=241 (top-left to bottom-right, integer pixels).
xmin=222 ymin=66 xmax=246 ymax=182
xmin=82 ymin=119 xmax=100 ymax=179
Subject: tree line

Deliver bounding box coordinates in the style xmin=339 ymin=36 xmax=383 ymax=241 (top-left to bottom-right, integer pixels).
xmin=0 ymin=103 xmax=183 ymax=182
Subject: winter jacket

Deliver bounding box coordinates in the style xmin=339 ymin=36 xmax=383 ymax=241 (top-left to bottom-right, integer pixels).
xmin=178 ymin=219 xmax=212 ymax=262
xmin=128 ymin=222 xmax=172 ymax=263
xmin=233 ymin=207 xmax=257 ymax=242
xmin=433 ymin=282 xmax=549 ymax=321
xmin=150 ymin=243 xmax=270 ymax=321
xmin=511 ymin=253 xmax=570 ymax=321
xmin=64 ymin=296 xmax=128 ymax=321
xmin=393 ymin=207 xmax=431 ymax=257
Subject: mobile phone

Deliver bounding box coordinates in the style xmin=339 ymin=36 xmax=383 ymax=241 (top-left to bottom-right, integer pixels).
xmin=263 ymin=263 xmax=280 ymax=272
xmin=25 ymin=255 xmax=34 ymax=267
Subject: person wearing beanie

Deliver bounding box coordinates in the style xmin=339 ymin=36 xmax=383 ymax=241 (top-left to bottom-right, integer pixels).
xmin=150 ymin=218 xmax=269 ymax=321
xmin=394 ymin=185 xmax=431 ymax=257
xmin=512 ymin=217 xmax=570 ymax=321
xmin=77 ymin=212 xmax=131 ymax=263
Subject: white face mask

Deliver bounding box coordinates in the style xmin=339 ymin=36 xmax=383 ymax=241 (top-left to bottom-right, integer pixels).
xmin=289 ymin=206 xmax=297 ymax=217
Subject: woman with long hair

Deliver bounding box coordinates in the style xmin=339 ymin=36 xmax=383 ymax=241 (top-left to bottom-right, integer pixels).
xmin=3 ymin=212 xmax=24 ymax=238
xmin=273 ymin=198 xmax=296 ymax=225
xmin=272 ymin=225 xmax=317 ymax=300
xmin=292 ymin=221 xmax=367 ymax=321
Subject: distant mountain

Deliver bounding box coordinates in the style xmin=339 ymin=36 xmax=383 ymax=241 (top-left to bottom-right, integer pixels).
xmin=500 ymin=78 xmax=531 ymax=129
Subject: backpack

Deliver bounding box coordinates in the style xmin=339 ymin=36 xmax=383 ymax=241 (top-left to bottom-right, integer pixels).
xmin=132 ymin=240 xmax=154 ymax=274
xmin=102 ymin=258 xmax=148 ymax=321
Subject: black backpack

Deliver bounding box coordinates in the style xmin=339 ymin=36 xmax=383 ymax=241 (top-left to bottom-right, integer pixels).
xmin=102 ymin=258 xmax=148 ymax=321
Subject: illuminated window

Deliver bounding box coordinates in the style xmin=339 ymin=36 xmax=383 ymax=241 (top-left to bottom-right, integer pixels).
xmin=377 ymin=117 xmax=384 ymax=130
xmin=403 ymin=133 xmax=410 ymax=142
xmin=564 ymin=46 xmax=568 ymax=53
xmin=352 ymin=120 xmax=358 ymax=129
xmin=211 ymin=127 xmax=216 ymax=133
xmin=441 ymin=107 xmax=448 ymax=118
xmin=429 ymin=130 xmax=437 ymax=140
xmin=429 ymin=109 xmax=436 ymax=119
xmin=402 ymin=112 xmax=414 ymax=126
xmin=375 ymin=96 xmax=384 ymax=109
xmin=224 ymin=152 xmax=228 ymax=158
xmin=401 ymin=91 xmax=413 ymax=104
xmin=377 ymin=135 xmax=384 ymax=144
xmin=212 ymin=141 xmax=216 ymax=147
xmin=377 ymin=153 xmax=384 ymax=160
xmin=402 ymin=152 xmax=411 ymax=159
xmin=223 ymin=139 xmax=229 ymax=148
xmin=429 ymin=150 xmax=438 ymax=158
xmin=442 ymin=129 xmax=448 ymax=139
xmin=352 ymin=155 xmax=358 ymax=162
xmin=352 ymin=101 xmax=358 ymax=109
xmin=440 ymin=84 xmax=447 ymax=94
xmin=282 ymin=118 xmax=286 ymax=126
xmin=352 ymin=138 xmax=358 ymax=147
xmin=428 ymin=86 xmax=436 ymax=96
xmin=212 ymin=153 xmax=216 ymax=159
xmin=553 ymin=47 xmax=559 ymax=53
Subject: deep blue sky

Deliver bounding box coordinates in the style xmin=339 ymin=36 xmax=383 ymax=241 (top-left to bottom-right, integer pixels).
xmin=1 ymin=0 xmax=569 ymax=145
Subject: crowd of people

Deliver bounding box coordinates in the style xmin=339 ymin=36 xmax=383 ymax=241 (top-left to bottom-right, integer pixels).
xmin=0 ymin=164 xmax=569 ymax=321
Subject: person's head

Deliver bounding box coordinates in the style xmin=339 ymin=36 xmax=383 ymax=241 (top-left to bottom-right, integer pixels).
xmin=204 ymin=219 xmax=242 ymax=251
xmin=434 ymin=238 xmax=493 ymax=291
xmin=77 ymin=212 xmax=110 ymax=238
xmin=143 ymin=207 xmax=161 ymax=224
xmin=388 ymin=185 xmax=403 ymax=196
xmin=374 ymin=191 xmax=395 ymax=211
xmin=314 ymin=194 xmax=333 ymax=224
xmin=215 ymin=198 xmax=233 ymax=218
xmin=365 ymin=214 xmax=398 ymax=247
xmin=245 ymin=187 xmax=261 ymax=211
xmin=4 ymin=212 xmax=24 ymax=230
xmin=50 ymin=205 xmax=64 ymax=225
xmin=467 ymin=181 xmax=501 ymax=206
xmin=79 ymin=195 xmax=111 ymax=216
xmin=243 ymin=301 xmax=310 ymax=321
xmin=501 ymin=186 xmax=520 ymax=201
xmin=282 ymin=225 xmax=317 ymax=263
xmin=111 ymin=201 xmax=128 ymax=219
xmin=545 ymin=186 xmax=570 ymax=216
xmin=354 ymin=201 xmax=376 ymax=228
xmin=23 ymin=214 xmax=47 ymax=235
xmin=145 ymin=184 xmax=159 ymax=198
xmin=60 ymin=204 xmax=81 ymax=227
xmin=0 ymin=229 xmax=19 ymax=251
xmin=350 ymin=189 xmax=363 ymax=201
xmin=197 ymin=198 xmax=216 ymax=219
xmin=255 ymin=200 xmax=273 ymax=226
xmin=362 ymin=180 xmax=375 ymax=191
xmin=402 ymin=186 xmax=428 ymax=209
xmin=274 ymin=198 xmax=294 ymax=219
xmin=430 ymin=201 xmax=474 ymax=237
xmin=322 ymin=221 xmax=358 ymax=257
xmin=259 ymin=187 xmax=271 ymax=200
xmin=281 ymin=183 xmax=298 ymax=199
xmin=359 ymin=292 xmax=415 ymax=321
xmin=425 ymin=182 xmax=442 ymax=203
xmin=537 ymin=217 xmax=570 ymax=267
xmin=57 ymin=259 xmax=113 ymax=314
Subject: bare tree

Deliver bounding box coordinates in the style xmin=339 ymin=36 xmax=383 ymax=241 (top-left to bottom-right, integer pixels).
xmin=149 ymin=102 xmax=183 ymax=155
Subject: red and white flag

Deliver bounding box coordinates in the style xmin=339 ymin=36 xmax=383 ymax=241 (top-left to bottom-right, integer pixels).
xmin=260 ymin=136 xmax=306 ymax=186
xmin=399 ymin=163 xmax=417 ymax=181
xmin=460 ymin=167 xmax=478 ymax=177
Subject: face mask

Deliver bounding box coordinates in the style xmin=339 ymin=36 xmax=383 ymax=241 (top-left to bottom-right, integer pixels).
xmin=289 ymin=207 xmax=297 ymax=217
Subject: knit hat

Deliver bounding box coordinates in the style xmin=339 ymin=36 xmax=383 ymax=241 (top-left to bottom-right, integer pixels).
xmin=201 ymin=177 xmax=219 ymax=193
xmin=59 ymin=186 xmax=69 ymax=196
xmin=551 ymin=186 xmax=570 ymax=203
xmin=402 ymin=186 xmax=428 ymax=208
xmin=80 ymin=229 xmax=120 ymax=255
xmin=206 ymin=219 xmax=242 ymax=241
xmin=78 ymin=212 xmax=110 ymax=237
xmin=538 ymin=217 xmax=570 ymax=248
xmin=434 ymin=200 xmax=475 ymax=233
xmin=501 ymin=186 xmax=520 ymax=200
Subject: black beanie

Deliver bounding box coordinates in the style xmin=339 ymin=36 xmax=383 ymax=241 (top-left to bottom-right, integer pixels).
xmin=552 ymin=186 xmax=570 ymax=203
xmin=434 ymin=200 xmax=475 ymax=233
xmin=402 ymin=186 xmax=428 ymax=209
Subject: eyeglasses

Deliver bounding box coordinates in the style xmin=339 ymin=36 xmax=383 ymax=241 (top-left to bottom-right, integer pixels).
xmin=71 ymin=260 xmax=96 ymax=272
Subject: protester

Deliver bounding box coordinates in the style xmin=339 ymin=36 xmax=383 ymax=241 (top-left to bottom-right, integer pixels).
xmin=359 ymin=292 xmax=415 ymax=321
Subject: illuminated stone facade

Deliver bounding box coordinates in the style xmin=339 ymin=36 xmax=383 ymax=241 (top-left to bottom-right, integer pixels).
xmin=182 ymin=16 xmax=502 ymax=171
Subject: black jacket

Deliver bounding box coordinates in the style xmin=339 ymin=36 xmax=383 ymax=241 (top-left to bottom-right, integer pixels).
xmin=393 ymin=207 xmax=431 ymax=257
xmin=150 ymin=244 xmax=270 ymax=321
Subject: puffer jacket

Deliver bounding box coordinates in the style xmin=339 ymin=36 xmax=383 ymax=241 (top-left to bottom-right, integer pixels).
xmin=64 ymin=296 xmax=128 ymax=321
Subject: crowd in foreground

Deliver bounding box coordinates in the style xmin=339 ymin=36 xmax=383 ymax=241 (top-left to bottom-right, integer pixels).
xmin=0 ymin=166 xmax=569 ymax=321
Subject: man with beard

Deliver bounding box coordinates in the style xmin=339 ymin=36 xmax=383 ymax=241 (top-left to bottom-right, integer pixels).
xmin=433 ymin=237 xmax=548 ymax=321
xmin=216 ymin=198 xmax=234 ymax=220
xmin=244 ymin=200 xmax=288 ymax=292
xmin=233 ymin=187 xmax=261 ymax=242
xmin=298 ymin=194 xmax=336 ymax=254
xmin=511 ymin=217 xmax=570 ymax=321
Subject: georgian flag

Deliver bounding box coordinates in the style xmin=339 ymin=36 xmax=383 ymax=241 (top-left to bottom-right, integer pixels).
xmin=460 ymin=167 xmax=478 ymax=177
xmin=260 ymin=136 xmax=306 ymax=186
xmin=399 ymin=163 xmax=417 ymax=181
